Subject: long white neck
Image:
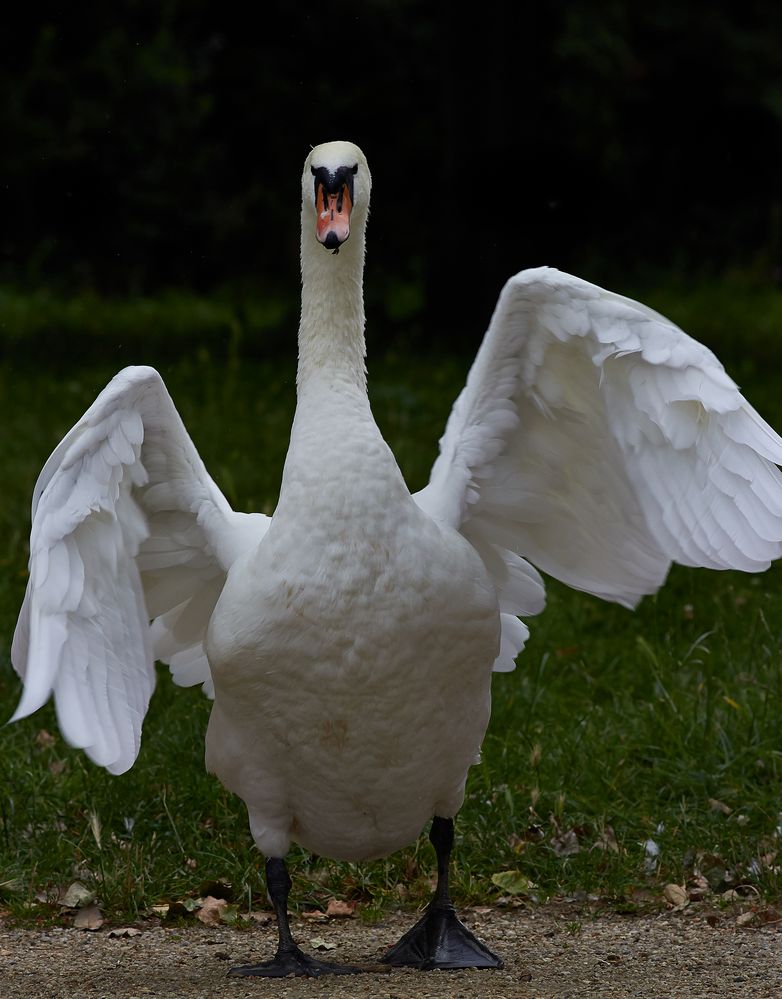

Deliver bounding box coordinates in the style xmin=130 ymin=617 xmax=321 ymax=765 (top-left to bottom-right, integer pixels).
xmin=297 ymin=209 xmax=367 ymax=397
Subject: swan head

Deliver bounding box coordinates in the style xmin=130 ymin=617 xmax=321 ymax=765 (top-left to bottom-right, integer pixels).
xmin=303 ymin=141 xmax=371 ymax=254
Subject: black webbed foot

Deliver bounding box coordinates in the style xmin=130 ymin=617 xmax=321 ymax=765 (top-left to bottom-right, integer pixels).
xmin=228 ymin=943 xmax=361 ymax=978
xmin=382 ymin=901 xmax=503 ymax=970
xmin=382 ymin=816 xmax=503 ymax=971
xmin=234 ymin=857 xmax=362 ymax=978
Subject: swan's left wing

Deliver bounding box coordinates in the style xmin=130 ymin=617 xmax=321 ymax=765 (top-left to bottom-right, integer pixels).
xmin=11 ymin=366 xmax=269 ymax=773
xmin=416 ymin=267 xmax=782 ymax=669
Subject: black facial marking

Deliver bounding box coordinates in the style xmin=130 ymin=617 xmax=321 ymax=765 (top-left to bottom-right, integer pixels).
xmin=310 ymin=164 xmax=358 ymax=206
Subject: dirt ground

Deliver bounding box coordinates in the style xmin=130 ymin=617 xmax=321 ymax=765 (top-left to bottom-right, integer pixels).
xmin=1 ymin=905 xmax=780 ymax=999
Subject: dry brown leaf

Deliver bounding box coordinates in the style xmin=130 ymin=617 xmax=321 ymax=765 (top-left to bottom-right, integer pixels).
xmin=736 ymin=910 xmax=757 ymax=927
xmin=325 ymin=899 xmax=356 ymax=919
xmin=708 ymin=798 xmax=733 ymax=816
xmin=35 ymin=729 xmax=56 ymax=748
xmin=108 ymin=927 xmax=142 ymax=938
xmin=663 ymin=884 xmax=688 ymax=909
xmin=74 ymin=904 xmax=104 ymax=931
xmin=59 ymin=882 xmax=95 ymax=909
xmin=195 ymin=896 xmax=227 ymax=927
xmin=301 ymin=909 xmax=328 ymax=921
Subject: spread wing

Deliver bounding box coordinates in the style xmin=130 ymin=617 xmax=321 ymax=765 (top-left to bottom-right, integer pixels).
xmin=11 ymin=365 xmax=269 ymax=773
xmin=416 ymin=267 xmax=782 ymax=669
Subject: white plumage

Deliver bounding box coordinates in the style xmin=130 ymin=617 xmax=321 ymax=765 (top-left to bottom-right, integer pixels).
xmin=11 ymin=140 xmax=782 ymax=972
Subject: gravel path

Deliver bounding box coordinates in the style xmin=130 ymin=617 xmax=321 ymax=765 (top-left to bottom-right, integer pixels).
xmin=1 ymin=906 xmax=780 ymax=998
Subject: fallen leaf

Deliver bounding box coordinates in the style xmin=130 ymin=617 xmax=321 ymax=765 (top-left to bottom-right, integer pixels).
xmin=309 ymin=937 xmax=337 ymax=951
xmin=74 ymin=904 xmax=104 ymax=931
xmin=59 ymin=882 xmax=95 ymax=909
xmin=35 ymin=729 xmax=56 ymax=748
xmin=301 ymin=909 xmax=328 ymax=921
xmin=736 ymin=910 xmax=757 ymax=927
xmin=708 ymin=798 xmax=733 ymax=816
xmin=490 ymin=870 xmax=535 ymax=895
xmin=196 ymin=896 xmax=227 ymax=927
xmin=325 ymin=899 xmax=356 ymax=919
xmin=150 ymin=904 xmax=170 ymax=917
xmin=663 ymin=884 xmax=688 ymax=909
xmin=108 ymin=927 xmax=142 ymax=938
xmin=687 ymin=875 xmax=710 ymax=902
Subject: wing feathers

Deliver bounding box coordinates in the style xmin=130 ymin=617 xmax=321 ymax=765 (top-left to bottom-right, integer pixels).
xmin=12 ymin=366 xmax=269 ymax=773
xmin=418 ymin=267 xmax=782 ymax=670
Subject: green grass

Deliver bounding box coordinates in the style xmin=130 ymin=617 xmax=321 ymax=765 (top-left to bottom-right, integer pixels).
xmin=1 ymin=278 xmax=782 ymax=926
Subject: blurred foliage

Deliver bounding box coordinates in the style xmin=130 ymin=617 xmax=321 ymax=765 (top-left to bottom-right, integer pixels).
xmin=2 ymin=2 xmax=781 ymax=341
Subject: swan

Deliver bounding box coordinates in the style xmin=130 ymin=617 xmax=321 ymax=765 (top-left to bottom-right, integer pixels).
xmin=11 ymin=139 xmax=782 ymax=977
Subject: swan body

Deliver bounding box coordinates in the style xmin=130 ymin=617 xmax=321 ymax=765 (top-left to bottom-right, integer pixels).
xmin=11 ymin=139 xmax=782 ymax=974
xmin=205 ymin=375 xmax=499 ymax=861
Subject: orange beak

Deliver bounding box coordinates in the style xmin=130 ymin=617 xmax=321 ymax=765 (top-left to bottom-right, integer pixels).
xmin=315 ymin=182 xmax=353 ymax=251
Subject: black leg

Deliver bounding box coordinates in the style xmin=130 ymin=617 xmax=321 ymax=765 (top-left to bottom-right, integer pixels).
xmin=382 ymin=816 xmax=503 ymax=970
xmin=228 ymin=857 xmax=361 ymax=978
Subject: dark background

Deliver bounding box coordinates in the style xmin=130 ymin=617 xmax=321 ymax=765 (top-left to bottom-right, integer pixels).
xmin=2 ymin=1 xmax=781 ymax=338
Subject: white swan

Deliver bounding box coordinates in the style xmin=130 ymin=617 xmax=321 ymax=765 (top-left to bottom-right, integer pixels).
xmin=11 ymin=140 xmax=782 ymax=976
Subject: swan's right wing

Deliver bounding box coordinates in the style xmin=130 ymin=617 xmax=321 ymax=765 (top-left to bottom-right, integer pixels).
xmin=11 ymin=366 xmax=269 ymax=774
xmin=416 ymin=268 xmax=782 ymax=669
